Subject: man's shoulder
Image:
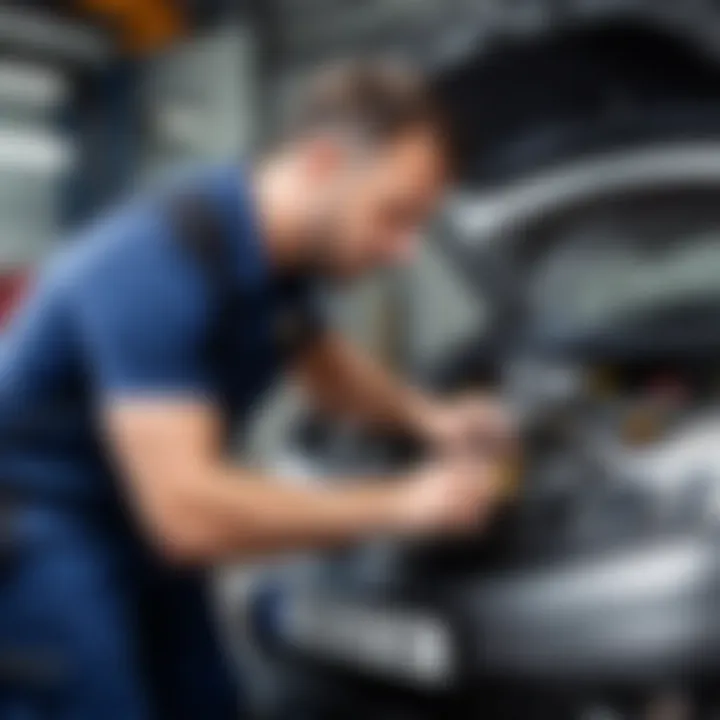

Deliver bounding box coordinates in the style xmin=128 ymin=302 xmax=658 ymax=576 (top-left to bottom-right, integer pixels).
xmin=45 ymin=161 xmax=245 ymax=306
xmin=51 ymin=198 xmax=204 ymax=313
xmin=70 ymin=160 xmax=240 ymax=249
xmin=147 ymin=161 xmax=241 ymax=205
xmin=53 ymin=200 xmax=167 ymax=284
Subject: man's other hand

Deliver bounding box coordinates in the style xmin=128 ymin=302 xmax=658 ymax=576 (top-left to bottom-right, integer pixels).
xmin=393 ymin=455 xmax=503 ymax=537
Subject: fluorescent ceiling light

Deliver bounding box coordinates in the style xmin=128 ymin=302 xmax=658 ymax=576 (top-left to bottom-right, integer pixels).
xmin=0 ymin=62 xmax=68 ymax=109
xmin=0 ymin=8 xmax=109 ymax=64
xmin=0 ymin=125 xmax=74 ymax=175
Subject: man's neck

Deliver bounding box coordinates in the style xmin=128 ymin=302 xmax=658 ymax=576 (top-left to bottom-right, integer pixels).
xmin=251 ymin=159 xmax=311 ymax=273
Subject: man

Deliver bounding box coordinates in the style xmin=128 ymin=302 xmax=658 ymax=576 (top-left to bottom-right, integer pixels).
xmin=0 ymin=61 xmax=509 ymax=719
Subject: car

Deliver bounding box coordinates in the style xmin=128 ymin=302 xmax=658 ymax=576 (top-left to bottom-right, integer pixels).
xmin=239 ymin=6 xmax=720 ymax=717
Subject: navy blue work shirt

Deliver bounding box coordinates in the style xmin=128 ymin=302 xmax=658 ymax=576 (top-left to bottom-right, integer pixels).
xmin=0 ymin=164 xmax=323 ymax=504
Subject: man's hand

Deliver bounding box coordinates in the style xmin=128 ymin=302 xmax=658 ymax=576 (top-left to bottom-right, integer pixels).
xmin=417 ymin=394 xmax=516 ymax=460
xmin=393 ymin=454 xmax=503 ymax=536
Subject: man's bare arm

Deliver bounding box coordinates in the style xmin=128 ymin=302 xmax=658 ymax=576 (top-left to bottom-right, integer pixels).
xmin=104 ymin=398 xmax=495 ymax=565
xmin=294 ymin=331 xmax=436 ymax=436
xmin=295 ymin=332 xmax=516 ymax=453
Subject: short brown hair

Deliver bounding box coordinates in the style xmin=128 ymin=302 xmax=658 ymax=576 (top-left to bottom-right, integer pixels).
xmin=289 ymin=59 xmax=448 ymax=151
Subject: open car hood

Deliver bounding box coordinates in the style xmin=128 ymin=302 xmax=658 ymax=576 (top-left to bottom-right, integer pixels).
xmin=430 ymin=143 xmax=720 ymax=363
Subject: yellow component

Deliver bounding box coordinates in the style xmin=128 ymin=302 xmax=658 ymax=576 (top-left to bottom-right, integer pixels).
xmin=621 ymin=405 xmax=666 ymax=446
xmin=76 ymin=0 xmax=186 ymax=54
xmin=587 ymin=367 xmax=617 ymax=398
xmin=494 ymin=454 xmax=523 ymax=500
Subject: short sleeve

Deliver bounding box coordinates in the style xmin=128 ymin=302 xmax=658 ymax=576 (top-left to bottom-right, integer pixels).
xmin=68 ymin=211 xmax=214 ymax=398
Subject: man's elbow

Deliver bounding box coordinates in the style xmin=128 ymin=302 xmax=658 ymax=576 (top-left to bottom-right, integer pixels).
xmin=152 ymin=519 xmax=217 ymax=565
xmin=137 ymin=481 xmax=223 ymax=565
xmin=152 ymin=509 xmax=262 ymax=566
xmin=146 ymin=511 xmax=216 ymax=565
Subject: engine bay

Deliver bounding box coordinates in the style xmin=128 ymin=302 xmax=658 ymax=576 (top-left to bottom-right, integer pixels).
xmin=251 ymin=175 xmax=720 ymax=720
xmin=289 ymin=184 xmax=720 ymax=572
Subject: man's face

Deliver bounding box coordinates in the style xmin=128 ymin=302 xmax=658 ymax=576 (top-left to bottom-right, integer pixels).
xmin=302 ymin=127 xmax=447 ymax=280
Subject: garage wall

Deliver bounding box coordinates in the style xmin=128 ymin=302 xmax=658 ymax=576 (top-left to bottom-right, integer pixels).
xmin=141 ymin=23 xmax=256 ymax=180
xmin=0 ymin=61 xmax=72 ymax=268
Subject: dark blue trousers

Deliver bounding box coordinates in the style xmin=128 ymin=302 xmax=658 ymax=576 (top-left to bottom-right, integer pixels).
xmin=0 ymin=503 xmax=241 ymax=719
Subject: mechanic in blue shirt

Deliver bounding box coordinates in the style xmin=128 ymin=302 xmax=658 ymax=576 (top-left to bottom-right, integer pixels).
xmin=0 ymin=61 xmax=509 ymax=719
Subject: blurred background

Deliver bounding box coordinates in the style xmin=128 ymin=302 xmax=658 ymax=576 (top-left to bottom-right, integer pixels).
xmin=7 ymin=2 xmax=720 ymax=718
xmin=7 ymin=1 xmax=720 ymax=451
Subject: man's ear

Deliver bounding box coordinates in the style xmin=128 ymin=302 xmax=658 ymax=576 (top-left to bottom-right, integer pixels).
xmin=301 ymin=134 xmax=348 ymax=180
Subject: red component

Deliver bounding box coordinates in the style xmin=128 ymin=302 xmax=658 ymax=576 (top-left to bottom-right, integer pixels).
xmin=0 ymin=271 xmax=29 ymax=326
xmin=648 ymin=373 xmax=688 ymax=405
